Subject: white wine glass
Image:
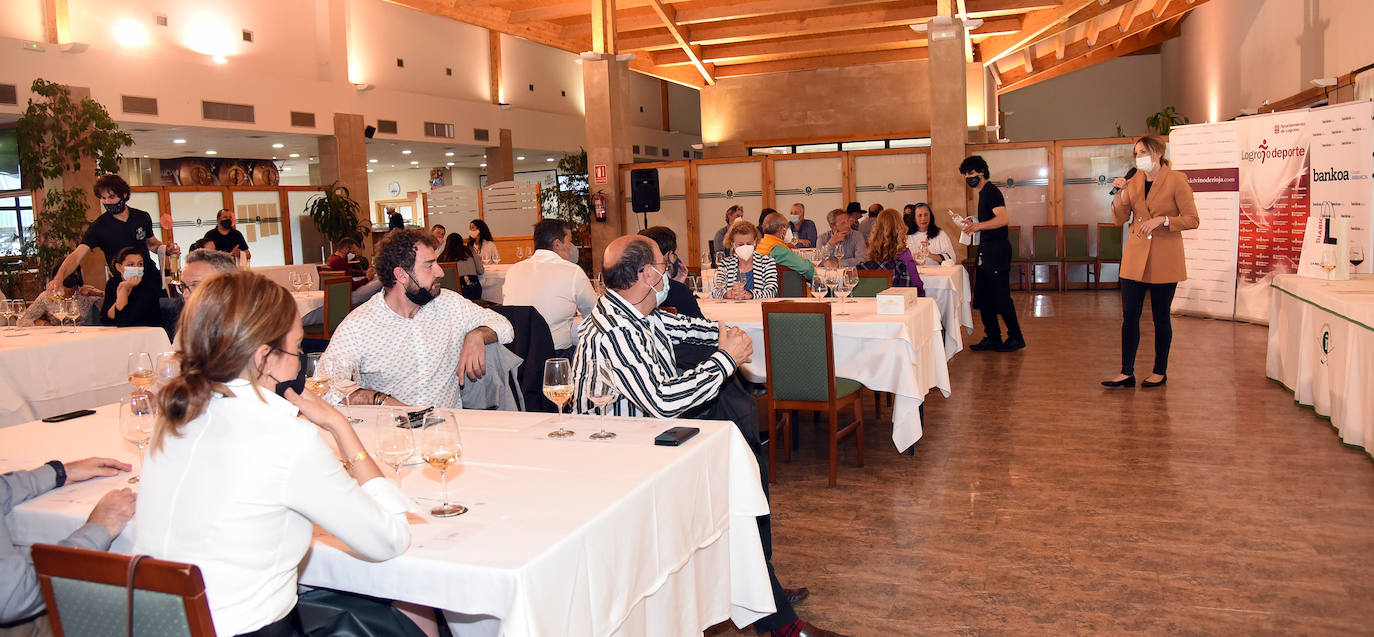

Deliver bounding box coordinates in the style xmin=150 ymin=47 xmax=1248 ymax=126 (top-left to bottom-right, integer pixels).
xmin=128 ymin=352 xmax=154 ymax=394
xmin=542 ymin=358 xmax=575 ymax=439
xmin=49 ymin=298 xmax=69 ymax=333
xmin=811 ymin=273 xmax=829 ymax=299
xmin=1 ymin=299 xmax=18 ymax=331
xmin=587 ymin=359 xmax=618 ymax=440
xmin=153 ymin=351 xmax=179 ymax=394
xmin=825 ymin=268 xmax=841 ymax=300
xmin=304 ymin=353 xmax=331 ymax=398
xmin=327 ymin=358 xmax=362 ymax=423
xmin=833 ymin=271 xmax=853 ymax=316
xmin=63 ymin=297 xmax=82 ymax=333
xmin=119 ymin=393 xmax=155 ymax=484
xmin=420 ymin=411 xmax=466 ymax=517
xmin=843 ymin=267 xmax=859 ymax=302
xmin=375 ymin=411 xmax=415 ymax=479
xmin=1320 ymin=250 xmax=1337 ymax=280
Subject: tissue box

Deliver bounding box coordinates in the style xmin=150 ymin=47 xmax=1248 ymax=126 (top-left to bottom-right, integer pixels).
xmin=875 ymin=287 xmax=921 ymax=315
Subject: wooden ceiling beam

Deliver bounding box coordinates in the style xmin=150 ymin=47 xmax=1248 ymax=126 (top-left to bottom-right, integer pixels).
xmin=382 ymin=0 xmax=585 ymax=52
xmin=999 ymin=21 xmax=1178 ymax=91
xmin=1085 ymin=16 xmax=1103 ymax=45
xmin=646 ymin=0 xmax=716 ymax=84
xmin=712 ymin=47 xmax=929 ymax=78
xmin=651 ymin=26 xmax=928 ymax=66
xmin=1151 ymin=0 xmax=1172 ymax=18
xmin=979 ymin=0 xmax=1133 ymax=66
xmin=997 ymin=0 xmax=1201 ymax=92
xmin=618 ymin=9 xmax=1021 ymax=52
xmin=1117 ymin=0 xmax=1136 ymax=32
xmin=628 ymin=55 xmax=709 ymax=88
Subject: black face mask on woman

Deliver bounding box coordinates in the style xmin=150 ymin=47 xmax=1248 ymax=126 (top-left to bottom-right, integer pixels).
xmin=965 ymin=176 xmax=982 ymax=188
xmin=272 ymin=351 xmax=308 ymax=398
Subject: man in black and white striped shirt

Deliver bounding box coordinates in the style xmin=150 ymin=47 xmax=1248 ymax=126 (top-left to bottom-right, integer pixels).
xmin=573 ymin=235 xmax=753 ymax=418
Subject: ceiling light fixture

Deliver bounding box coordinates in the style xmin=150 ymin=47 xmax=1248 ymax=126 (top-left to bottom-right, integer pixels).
xmin=480 ymin=163 xmax=487 ymax=167
xmin=410 ymin=160 xmax=419 ymax=165
xmin=272 ymin=143 xmax=284 ymax=149
xmin=401 ymin=150 xmax=412 ymax=155
xmin=447 ymin=162 xmax=455 ymax=166
xmin=516 ymin=156 xmax=526 ymax=160
xmin=173 ymin=138 xmax=187 ymax=144
xmin=445 ymin=151 xmax=455 ymax=157
xmin=205 ymin=150 xmax=218 ymax=155
xmin=289 ymin=153 xmax=300 ymax=158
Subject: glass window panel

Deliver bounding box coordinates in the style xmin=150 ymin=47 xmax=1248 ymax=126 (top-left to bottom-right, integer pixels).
xmin=976 ymin=147 xmax=1050 ymax=259
xmin=168 ymin=191 xmax=228 ymax=259
xmin=230 ymin=191 xmax=287 ymax=266
xmin=749 ymin=146 xmax=791 ymax=156
xmin=286 ymin=190 xmax=317 ymax=264
xmin=853 ymin=153 xmax=929 ymax=215
xmin=18 ymin=195 xmax=31 ymax=207
xmin=793 ymin=143 xmax=839 ymax=153
xmin=889 ymin=138 xmax=931 ymax=148
xmin=841 ymin=140 xmax=886 ymax=151
xmin=1061 ymin=142 xmax=1134 ymax=248
xmin=0 ymin=205 xmax=19 ymax=257
xmin=773 ymin=156 xmax=844 ymax=219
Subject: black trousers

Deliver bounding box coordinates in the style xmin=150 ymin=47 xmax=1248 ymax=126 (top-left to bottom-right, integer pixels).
xmin=689 ymin=375 xmax=798 ymax=634
xmin=971 ymin=241 xmax=1022 ymax=341
xmin=1120 ymin=279 xmax=1178 ymax=376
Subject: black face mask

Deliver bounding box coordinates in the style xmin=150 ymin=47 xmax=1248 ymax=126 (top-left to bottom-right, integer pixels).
xmin=402 ymin=269 xmax=437 ymax=306
xmin=219 ymin=219 xmax=233 ymax=230
xmin=103 ymin=199 xmax=127 ymax=215
xmin=272 ymin=351 xmax=308 ymax=398
xmin=965 ymin=176 xmax=982 ymax=188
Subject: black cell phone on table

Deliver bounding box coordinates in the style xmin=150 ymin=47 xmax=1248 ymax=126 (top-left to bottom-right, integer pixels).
xmin=654 ymin=426 xmax=700 ymax=446
xmin=42 ymin=409 xmax=96 ymax=423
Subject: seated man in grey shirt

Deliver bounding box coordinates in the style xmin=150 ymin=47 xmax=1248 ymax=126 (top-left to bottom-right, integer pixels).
xmin=817 ymin=207 xmax=868 ymax=268
xmin=2 ymin=458 xmax=135 ymax=633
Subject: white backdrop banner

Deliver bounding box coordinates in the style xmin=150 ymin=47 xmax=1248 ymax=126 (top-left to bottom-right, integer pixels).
xmin=1306 ymin=100 xmax=1374 ymax=275
xmin=1169 ymin=122 xmax=1241 ymax=319
xmin=1236 ymin=110 xmax=1312 ymax=323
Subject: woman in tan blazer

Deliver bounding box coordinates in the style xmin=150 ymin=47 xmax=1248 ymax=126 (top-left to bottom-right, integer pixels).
xmin=1102 ymin=135 xmax=1200 ymax=388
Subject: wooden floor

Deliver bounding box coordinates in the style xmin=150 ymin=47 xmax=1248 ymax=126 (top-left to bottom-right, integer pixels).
xmin=712 ymin=290 xmax=1374 ymax=636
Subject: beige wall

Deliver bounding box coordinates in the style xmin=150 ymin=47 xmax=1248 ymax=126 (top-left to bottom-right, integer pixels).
xmin=1161 ymin=0 xmax=1374 ymax=123
xmin=1000 ymin=54 xmax=1162 ymax=142
xmin=699 ymin=61 xmax=933 ymax=146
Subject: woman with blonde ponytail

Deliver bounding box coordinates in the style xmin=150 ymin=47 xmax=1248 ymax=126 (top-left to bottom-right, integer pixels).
xmin=135 ymin=272 xmax=411 ymax=637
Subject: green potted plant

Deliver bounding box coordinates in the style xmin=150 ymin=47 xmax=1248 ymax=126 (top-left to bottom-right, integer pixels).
xmin=1146 ymin=106 xmax=1190 ymax=136
xmin=539 ymin=149 xmax=591 ymax=271
xmin=305 ymin=181 xmax=370 ymax=253
xmin=16 ymin=78 xmax=133 ymax=278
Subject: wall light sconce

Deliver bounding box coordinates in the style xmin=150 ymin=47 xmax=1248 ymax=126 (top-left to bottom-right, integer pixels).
xmin=1310 ymin=77 xmax=1337 ymax=88
xmin=353 ymin=83 xmax=374 ymax=92
xmin=59 ymin=42 xmax=89 ymax=54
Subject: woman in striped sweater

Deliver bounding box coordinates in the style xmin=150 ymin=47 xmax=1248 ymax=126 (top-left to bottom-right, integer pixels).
xmin=711 ymin=220 xmax=778 ymax=300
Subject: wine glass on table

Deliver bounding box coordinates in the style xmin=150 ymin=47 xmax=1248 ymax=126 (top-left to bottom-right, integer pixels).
xmin=810 ymin=273 xmax=829 ymax=300
xmin=843 ymin=267 xmax=859 ymax=302
xmin=1 ymin=299 xmax=18 ymax=332
xmin=128 ymin=352 xmax=155 ymax=396
xmin=586 ymin=359 xmax=618 ymax=440
xmin=542 ymin=358 xmax=575 ymax=439
xmin=303 ymin=353 xmax=331 ymax=399
xmin=1350 ymin=244 xmax=1366 ymax=271
xmin=49 ymin=298 xmax=70 ymax=333
xmin=1320 ymin=251 xmax=1338 ymax=280
xmin=63 ymin=297 xmax=83 ymax=333
xmin=420 ymin=411 xmax=466 ymax=517
xmin=153 ymin=351 xmax=179 ymax=394
xmin=833 ymin=269 xmax=853 ymax=316
xmin=119 ymin=393 xmax=155 ymax=484
xmin=375 ymin=411 xmax=415 ymax=479
xmin=328 ymin=359 xmax=362 ymax=423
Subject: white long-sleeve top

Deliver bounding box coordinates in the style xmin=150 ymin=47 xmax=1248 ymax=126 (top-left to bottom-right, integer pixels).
xmin=502 ymin=249 xmax=597 ymax=350
xmin=906 ymin=230 xmax=957 ymax=265
xmin=134 ymin=379 xmax=412 ymax=636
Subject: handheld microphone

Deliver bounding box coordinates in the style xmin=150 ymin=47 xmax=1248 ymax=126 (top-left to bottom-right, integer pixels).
xmin=1109 ymin=167 xmax=1137 ymax=196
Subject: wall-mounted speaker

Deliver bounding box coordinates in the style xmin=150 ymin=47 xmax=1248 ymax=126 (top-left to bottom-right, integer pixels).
xmin=630 ymin=168 xmax=660 ymax=213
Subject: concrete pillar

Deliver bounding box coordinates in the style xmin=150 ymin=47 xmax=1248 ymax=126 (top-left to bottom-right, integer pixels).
xmin=582 ymin=57 xmax=634 ymax=274
xmin=313 ymin=112 xmax=370 ymax=261
xmin=926 ymin=20 xmax=970 ymax=253
xmin=485 ymin=128 xmax=515 ymax=183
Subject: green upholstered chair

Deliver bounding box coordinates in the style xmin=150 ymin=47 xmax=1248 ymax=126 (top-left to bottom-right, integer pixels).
xmin=851 ymin=269 xmax=892 ymax=298
xmin=1029 ymin=225 xmax=1062 ymax=292
xmin=1095 ymin=223 xmax=1124 ymax=289
xmin=1061 ymin=224 xmax=1095 ymax=289
xmin=761 ymin=302 xmax=864 ymax=487
xmin=1007 ymin=226 xmax=1030 ymax=290
xmin=775 ymin=265 xmax=808 ymax=298
xmin=32 ymin=543 xmax=215 ymax=637
xmin=304 ymin=275 xmax=353 ymax=340
xmin=438 ymin=262 xmax=459 ymax=292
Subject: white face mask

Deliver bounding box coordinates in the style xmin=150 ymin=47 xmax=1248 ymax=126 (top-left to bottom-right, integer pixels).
xmin=1135 ymin=155 xmax=1154 ymax=172
xmin=788 ymin=214 xmax=800 ymax=225
xmin=123 ymin=266 xmax=144 ymax=280
xmin=734 ymin=244 xmax=755 ymax=261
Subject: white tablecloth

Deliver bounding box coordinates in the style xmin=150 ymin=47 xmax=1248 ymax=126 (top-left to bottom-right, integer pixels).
xmin=916 ymin=264 xmax=973 ymax=359
xmin=0 ymin=326 xmax=171 ymax=428
xmin=0 ymin=406 xmax=774 ymax=636
xmin=698 ymin=297 xmax=951 ymax=452
xmin=254 ymin=264 xmax=320 ymax=291
xmin=1267 ymin=274 xmax=1374 ymax=457
xmin=291 ymin=291 xmax=324 ymax=319
xmin=480 ymin=264 xmax=512 ymax=303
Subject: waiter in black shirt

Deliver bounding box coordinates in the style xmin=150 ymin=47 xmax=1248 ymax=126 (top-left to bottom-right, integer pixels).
xmin=959 ymin=155 xmax=1025 ymax=352
xmin=46 ymin=174 xmax=178 ymax=298
xmin=202 ymin=208 xmax=251 ymax=261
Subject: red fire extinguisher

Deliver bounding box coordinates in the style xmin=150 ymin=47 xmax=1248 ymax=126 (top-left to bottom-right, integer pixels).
xmin=592 ymin=190 xmax=607 ymax=222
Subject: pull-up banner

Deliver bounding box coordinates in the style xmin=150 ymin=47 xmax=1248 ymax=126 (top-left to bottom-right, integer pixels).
xmin=1169 ymin=122 xmax=1240 ymax=320
xmin=1235 ymin=110 xmax=1311 ymax=323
